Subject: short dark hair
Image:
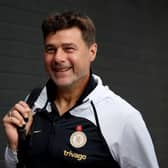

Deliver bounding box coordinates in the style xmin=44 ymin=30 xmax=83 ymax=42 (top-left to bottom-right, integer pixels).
xmin=41 ymin=10 xmax=96 ymax=46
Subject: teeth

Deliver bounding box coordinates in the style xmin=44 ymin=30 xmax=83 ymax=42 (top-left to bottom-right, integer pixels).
xmin=55 ymin=67 xmax=70 ymax=72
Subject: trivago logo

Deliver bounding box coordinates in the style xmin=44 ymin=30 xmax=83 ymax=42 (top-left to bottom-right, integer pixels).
xmin=64 ymin=150 xmax=87 ymax=161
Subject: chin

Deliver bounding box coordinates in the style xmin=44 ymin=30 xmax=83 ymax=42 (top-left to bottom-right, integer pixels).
xmin=53 ymin=79 xmax=73 ymax=88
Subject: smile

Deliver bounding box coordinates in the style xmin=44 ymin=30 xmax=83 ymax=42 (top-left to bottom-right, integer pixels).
xmin=53 ymin=67 xmax=71 ymax=72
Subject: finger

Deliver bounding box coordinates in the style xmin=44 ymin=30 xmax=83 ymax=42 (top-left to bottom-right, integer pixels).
xmin=11 ymin=110 xmax=26 ymax=125
xmin=7 ymin=115 xmax=25 ymax=128
xmin=19 ymin=101 xmax=32 ymax=119
xmin=18 ymin=101 xmax=30 ymax=109
xmin=7 ymin=111 xmax=12 ymax=117
xmin=14 ymin=102 xmax=30 ymax=119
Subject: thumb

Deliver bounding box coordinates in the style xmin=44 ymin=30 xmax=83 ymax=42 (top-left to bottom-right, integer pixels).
xmin=25 ymin=110 xmax=33 ymax=135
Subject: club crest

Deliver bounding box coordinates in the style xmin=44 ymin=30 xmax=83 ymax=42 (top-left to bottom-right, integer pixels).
xmin=70 ymin=131 xmax=87 ymax=148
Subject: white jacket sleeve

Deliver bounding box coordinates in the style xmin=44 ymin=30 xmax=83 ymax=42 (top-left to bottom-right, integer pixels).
xmin=4 ymin=146 xmax=18 ymax=168
xmin=118 ymin=112 xmax=159 ymax=168
xmin=4 ymin=94 xmax=30 ymax=168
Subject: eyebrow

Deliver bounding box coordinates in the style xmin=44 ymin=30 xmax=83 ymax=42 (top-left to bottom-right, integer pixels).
xmin=62 ymin=43 xmax=77 ymax=47
xmin=45 ymin=43 xmax=77 ymax=47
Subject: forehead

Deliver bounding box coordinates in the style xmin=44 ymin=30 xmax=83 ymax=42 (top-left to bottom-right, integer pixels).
xmin=45 ymin=27 xmax=84 ymax=44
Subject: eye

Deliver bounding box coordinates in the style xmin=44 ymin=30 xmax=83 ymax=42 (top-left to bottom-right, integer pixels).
xmin=64 ymin=47 xmax=75 ymax=53
xmin=45 ymin=46 xmax=56 ymax=54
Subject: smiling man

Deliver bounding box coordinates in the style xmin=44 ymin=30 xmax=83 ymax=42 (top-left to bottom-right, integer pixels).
xmin=2 ymin=10 xmax=159 ymax=168
xmin=44 ymin=27 xmax=96 ymax=89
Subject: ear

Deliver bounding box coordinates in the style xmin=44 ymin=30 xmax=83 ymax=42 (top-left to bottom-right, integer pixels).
xmin=89 ymin=43 xmax=97 ymax=62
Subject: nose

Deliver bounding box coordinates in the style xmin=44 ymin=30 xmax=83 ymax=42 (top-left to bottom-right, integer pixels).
xmin=53 ymin=48 xmax=66 ymax=63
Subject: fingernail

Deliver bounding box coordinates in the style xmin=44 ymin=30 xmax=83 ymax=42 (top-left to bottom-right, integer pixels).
xmin=22 ymin=120 xmax=26 ymax=125
xmin=19 ymin=124 xmax=26 ymax=129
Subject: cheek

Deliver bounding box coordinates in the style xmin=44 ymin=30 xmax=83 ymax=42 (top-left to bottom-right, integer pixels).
xmin=43 ymin=57 xmax=52 ymax=73
xmin=73 ymin=57 xmax=90 ymax=72
xmin=44 ymin=55 xmax=52 ymax=66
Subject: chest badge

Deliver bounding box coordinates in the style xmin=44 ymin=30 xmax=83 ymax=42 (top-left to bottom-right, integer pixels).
xmin=70 ymin=125 xmax=87 ymax=148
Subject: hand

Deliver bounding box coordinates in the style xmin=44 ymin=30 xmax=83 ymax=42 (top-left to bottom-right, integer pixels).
xmin=2 ymin=101 xmax=33 ymax=151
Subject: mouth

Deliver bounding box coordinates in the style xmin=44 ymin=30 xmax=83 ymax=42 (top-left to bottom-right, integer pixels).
xmin=53 ymin=66 xmax=72 ymax=73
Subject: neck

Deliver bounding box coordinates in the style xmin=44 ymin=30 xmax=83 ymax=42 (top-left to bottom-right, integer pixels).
xmin=54 ymin=75 xmax=90 ymax=115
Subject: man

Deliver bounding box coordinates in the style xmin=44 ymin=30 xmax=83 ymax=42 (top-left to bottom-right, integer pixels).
xmin=2 ymin=10 xmax=159 ymax=168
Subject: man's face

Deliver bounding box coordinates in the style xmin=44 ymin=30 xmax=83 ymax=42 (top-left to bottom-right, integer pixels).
xmin=44 ymin=27 xmax=97 ymax=88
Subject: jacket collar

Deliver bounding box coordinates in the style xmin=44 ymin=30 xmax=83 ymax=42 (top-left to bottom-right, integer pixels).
xmin=32 ymin=74 xmax=98 ymax=111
